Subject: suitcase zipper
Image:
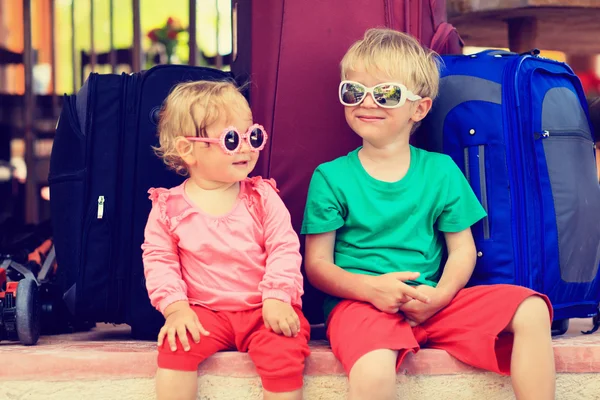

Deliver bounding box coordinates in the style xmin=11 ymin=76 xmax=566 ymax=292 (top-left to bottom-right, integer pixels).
xmin=504 ymin=57 xmax=529 ymax=287
xmin=115 ymin=71 xmax=141 ymax=323
xmin=515 ymin=56 xmax=544 ymax=289
xmin=535 ymin=129 xmax=594 ymax=142
xmin=112 ymin=73 xmax=131 ymax=322
xmin=97 ymin=196 xmax=105 ymax=219
xmin=525 ymin=67 xmax=547 ymax=292
xmin=78 ymin=73 xmax=98 ymax=314
xmin=103 ymin=73 xmax=129 ymax=323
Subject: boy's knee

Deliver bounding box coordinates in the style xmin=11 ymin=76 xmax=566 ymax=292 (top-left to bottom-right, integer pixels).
xmin=509 ymin=296 xmax=551 ymax=333
xmin=349 ymin=350 xmax=397 ymax=399
xmin=349 ymin=368 xmax=397 ymax=399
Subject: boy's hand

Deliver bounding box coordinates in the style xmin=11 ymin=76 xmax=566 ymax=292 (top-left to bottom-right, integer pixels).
xmin=366 ymin=272 xmax=431 ymax=314
xmin=399 ymin=285 xmax=453 ymax=326
xmin=158 ymin=302 xmax=210 ymax=352
xmin=262 ymin=298 xmax=301 ymax=337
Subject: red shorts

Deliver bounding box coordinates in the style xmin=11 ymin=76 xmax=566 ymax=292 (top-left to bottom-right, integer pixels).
xmin=158 ymin=305 xmax=311 ymax=393
xmin=326 ymin=284 xmax=553 ymax=375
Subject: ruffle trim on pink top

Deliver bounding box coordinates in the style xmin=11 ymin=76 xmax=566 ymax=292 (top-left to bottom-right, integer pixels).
xmin=240 ymin=176 xmax=279 ymax=209
xmin=147 ymin=176 xmax=279 ymax=230
xmin=147 ymin=187 xmax=170 ymax=226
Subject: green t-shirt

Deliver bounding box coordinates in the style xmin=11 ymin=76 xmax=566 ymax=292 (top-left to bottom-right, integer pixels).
xmin=301 ymin=146 xmax=487 ymax=321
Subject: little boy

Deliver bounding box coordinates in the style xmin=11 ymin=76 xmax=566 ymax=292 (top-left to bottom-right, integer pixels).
xmin=302 ymin=28 xmax=556 ymax=400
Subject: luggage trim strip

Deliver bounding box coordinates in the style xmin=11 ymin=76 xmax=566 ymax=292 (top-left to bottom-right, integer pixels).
xmin=478 ymin=145 xmax=490 ymax=239
xmin=463 ymin=147 xmax=470 ymax=183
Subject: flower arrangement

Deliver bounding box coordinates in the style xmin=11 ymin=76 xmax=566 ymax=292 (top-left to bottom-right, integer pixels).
xmin=147 ymin=17 xmax=186 ymax=64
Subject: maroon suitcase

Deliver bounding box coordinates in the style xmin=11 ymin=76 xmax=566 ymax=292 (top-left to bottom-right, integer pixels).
xmin=232 ymin=0 xmax=463 ymax=323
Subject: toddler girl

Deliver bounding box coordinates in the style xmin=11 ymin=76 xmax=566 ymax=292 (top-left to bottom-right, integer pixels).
xmin=142 ymin=80 xmax=310 ymax=400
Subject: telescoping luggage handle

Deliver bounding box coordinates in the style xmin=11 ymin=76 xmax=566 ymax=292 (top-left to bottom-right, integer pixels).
xmin=471 ymin=48 xmax=541 ymax=58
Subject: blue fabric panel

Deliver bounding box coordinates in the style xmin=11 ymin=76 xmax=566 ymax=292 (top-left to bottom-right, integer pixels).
xmin=443 ymin=101 xmax=515 ymax=285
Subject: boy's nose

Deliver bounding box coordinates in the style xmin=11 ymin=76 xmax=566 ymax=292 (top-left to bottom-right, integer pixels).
xmin=361 ymin=92 xmax=378 ymax=108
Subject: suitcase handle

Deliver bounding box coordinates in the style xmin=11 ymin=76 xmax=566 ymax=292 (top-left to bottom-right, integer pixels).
xmin=476 ymin=49 xmax=541 ymax=58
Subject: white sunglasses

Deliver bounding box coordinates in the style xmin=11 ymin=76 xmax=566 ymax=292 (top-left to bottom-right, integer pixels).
xmin=339 ymin=80 xmax=422 ymax=108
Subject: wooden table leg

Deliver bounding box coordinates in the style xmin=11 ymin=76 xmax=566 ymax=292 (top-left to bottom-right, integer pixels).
xmin=23 ymin=0 xmax=38 ymax=224
xmin=132 ymin=0 xmax=142 ymax=72
xmin=507 ymin=17 xmax=538 ymax=54
xmin=189 ymin=0 xmax=197 ymax=66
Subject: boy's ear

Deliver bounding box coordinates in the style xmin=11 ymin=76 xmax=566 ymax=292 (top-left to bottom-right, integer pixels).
xmin=175 ymin=137 xmax=196 ymax=166
xmin=410 ymin=97 xmax=433 ymax=123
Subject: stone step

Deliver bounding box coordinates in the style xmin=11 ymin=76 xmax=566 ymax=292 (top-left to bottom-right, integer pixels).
xmin=0 ymin=318 xmax=598 ymax=399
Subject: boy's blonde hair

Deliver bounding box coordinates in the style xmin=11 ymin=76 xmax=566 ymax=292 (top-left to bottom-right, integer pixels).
xmin=154 ymin=80 xmax=251 ymax=175
xmin=341 ymin=28 xmax=441 ymax=99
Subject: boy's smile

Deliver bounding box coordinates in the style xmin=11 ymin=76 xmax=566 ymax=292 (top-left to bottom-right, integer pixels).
xmin=356 ymin=113 xmax=385 ymax=123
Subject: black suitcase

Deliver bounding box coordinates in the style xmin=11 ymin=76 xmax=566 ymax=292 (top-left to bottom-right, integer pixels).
xmin=49 ymin=65 xmax=232 ymax=339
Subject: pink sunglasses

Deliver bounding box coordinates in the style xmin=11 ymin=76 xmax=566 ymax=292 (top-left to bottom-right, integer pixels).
xmin=185 ymin=124 xmax=268 ymax=155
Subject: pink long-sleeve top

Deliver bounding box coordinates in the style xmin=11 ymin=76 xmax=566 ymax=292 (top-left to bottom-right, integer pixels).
xmin=141 ymin=176 xmax=304 ymax=314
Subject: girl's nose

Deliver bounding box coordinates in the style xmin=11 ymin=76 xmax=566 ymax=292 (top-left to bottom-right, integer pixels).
xmin=238 ymin=137 xmax=251 ymax=153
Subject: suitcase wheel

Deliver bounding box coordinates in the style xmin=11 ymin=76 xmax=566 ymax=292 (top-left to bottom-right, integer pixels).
xmin=582 ymin=313 xmax=599 ymax=335
xmin=16 ymin=278 xmax=41 ymax=345
xmin=551 ymin=319 xmax=569 ymax=336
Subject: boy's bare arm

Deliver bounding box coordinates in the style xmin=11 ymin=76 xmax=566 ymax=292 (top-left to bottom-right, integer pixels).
xmin=304 ymin=232 xmax=373 ymax=302
xmin=436 ymin=227 xmax=478 ymax=302
xmin=399 ymin=227 xmax=477 ymax=326
xmin=304 ymin=232 xmax=430 ymax=313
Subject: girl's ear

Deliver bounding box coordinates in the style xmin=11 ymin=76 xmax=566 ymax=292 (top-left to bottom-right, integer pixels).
xmin=411 ymin=97 xmax=433 ymax=123
xmin=175 ymin=137 xmax=196 ymax=166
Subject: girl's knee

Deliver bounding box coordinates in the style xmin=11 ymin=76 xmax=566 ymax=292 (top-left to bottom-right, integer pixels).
xmin=155 ymin=368 xmax=198 ymax=400
xmin=263 ymin=387 xmax=303 ymax=400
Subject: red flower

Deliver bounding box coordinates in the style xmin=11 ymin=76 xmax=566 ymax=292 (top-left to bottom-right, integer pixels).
xmin=147 ymin=29 xmax=158 ymax=41
xmin=167 ymin=17 xmax=175 ymax=26
xmin=167 ymin=30 xmax=178 ymax=40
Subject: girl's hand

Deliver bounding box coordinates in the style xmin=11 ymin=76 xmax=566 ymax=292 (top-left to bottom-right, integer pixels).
xmin=158 ymin=302 xmax=210 ymax=352
xmin=262 ymin=298 xmax=301 ymax=337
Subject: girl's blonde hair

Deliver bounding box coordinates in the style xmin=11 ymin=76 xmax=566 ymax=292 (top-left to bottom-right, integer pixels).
xmin=340 ymin=28 xmax=441 ymax=99
xmin=154 ymin=80 xmax=251 ymax=175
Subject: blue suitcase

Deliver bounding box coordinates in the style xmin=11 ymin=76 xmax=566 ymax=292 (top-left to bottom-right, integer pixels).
xmin=421 ymin=50 xmax=600 ymax=334
xmin=49 ymin=65 xmax=232 ymax=339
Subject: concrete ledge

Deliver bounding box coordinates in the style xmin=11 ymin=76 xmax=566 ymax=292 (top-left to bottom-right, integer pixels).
xmin=0 ymin=319 xmax=598 ymax=399
xmin=0 ymin=319 xmax=598 ymax=382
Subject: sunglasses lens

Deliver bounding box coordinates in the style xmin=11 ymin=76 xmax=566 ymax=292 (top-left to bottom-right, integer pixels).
xmin=249 ymin=128 xmax=265 ymax=149
xmin=223 ymin=130 xmax=240 ymax=151
xmin=373 ymin=84 xmax=402 ymax=107
xmin=340 ymin=82 xmax=365 ymax=105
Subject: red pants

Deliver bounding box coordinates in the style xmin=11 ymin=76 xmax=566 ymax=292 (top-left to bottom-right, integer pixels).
xmin=327 ymin=284 xmax=552 ymax=375
xmin=158 ymin=305 xmax=311 ymax=392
